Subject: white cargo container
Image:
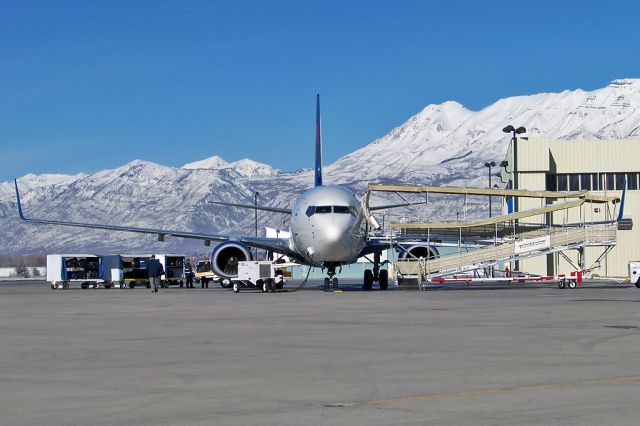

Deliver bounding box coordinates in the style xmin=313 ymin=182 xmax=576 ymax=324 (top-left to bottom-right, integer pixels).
xmin=47 ymin=254 xmax=122 ymax=289
xmin=629 ymin=261 xmax=640 ymax=288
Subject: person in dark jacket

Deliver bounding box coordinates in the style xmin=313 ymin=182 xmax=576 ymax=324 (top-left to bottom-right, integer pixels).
xmin=146 ymin=254 xmax=164 ymax=293
xmin=185 ymin=260 xmax=194 ymax=288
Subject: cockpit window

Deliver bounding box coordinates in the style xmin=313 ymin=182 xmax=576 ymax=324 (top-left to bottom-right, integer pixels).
xmin=305 ymin=206 xmax=315 ymax=217
xmin=306 ymin=205 xmax=357 ymax=217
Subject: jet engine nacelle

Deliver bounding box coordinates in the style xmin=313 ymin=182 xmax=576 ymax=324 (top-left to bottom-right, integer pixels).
xmin=211 ymin=241 xmax=254 ymax=278
xmin=398 ymin=244 xmax=439 ymax=260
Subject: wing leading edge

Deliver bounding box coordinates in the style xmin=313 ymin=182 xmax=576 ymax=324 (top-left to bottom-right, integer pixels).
xmin=14 ymin=179 xmax=293 ymax=255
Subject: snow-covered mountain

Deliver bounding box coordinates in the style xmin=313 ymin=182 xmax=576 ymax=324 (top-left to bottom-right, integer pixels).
xmin=2 ymin=79 xmax=640 ymax=254
xmin=182 ymin=156 xmax=279 ymax=178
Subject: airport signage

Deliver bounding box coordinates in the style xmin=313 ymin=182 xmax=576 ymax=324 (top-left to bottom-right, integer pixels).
xmin=515 ymin=235 xmax=551 ymax=254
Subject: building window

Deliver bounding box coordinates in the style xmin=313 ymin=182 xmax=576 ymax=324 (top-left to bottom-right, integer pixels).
xmin=592 ymin=173 xmax=600 ymax=191
xmin=557 ymin=174 xmax=568 ymax=191
xmin=546 ymin=174 xmax=557 ymax=191
xmin=580 ymin=174 xmax=591 ymax=190
xmin=615 ymin=174 xmax=626 ymax=190
xmin=569 ymin=174 xmax=579 ymax=191
xmin=627 ymin=173 xmax=638 ymax=190
xmin=605 ymin=173 xmax=615 ymax=191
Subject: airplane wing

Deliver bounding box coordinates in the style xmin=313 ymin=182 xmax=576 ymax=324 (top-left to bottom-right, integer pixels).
xmin=208 ymin=200 xmax=292 ymax=214
xmin=14 ymin=180 xmax=294 ymax=255
xmin=209 ymin=199 xmax=426 ymax=214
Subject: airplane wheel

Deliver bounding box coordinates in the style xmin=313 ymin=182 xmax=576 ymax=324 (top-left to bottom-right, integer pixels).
xmin=379 ymin=269 xmax=389 ymax=290
xmin=363 ymin=269 xmax=373 ymax=290
xmin=568 ymin=281 xmax=577 ymax=289
xmin=331 ymin=277 xmax=338 ymax=290
xmin=323 ymin=278 xmax=330 ymax=291
xmin=233 ymin=282 xmax=240 ymax=293
xmin=558 ymin=280 xmax=566 ymax=289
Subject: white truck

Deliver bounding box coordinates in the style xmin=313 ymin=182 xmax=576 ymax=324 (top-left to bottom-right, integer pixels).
xmin=47 ymin=254 xmax=122 ymax=289
xmin=231 ymin=261 xmax=287 ymax=293
xmin=630 ymin=261 xmax=640 ymax=288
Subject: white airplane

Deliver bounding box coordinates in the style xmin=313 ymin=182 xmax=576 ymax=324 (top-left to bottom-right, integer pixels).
xmin=15 ymin=95 xmax=434 ymax=290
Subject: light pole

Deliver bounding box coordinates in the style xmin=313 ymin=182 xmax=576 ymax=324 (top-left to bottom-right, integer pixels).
xmin=502 ymin=125 xmax=526 ymax=273
xmin=254 ymin=191 xmax=259 ymax=259
xmin=484 ymin=161 xmax=496 ymax=217
xmin=502 ymin=125 xmax=527 ymax=206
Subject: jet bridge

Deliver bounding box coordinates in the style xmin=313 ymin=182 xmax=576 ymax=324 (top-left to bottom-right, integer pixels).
xmin=363 ymin=184 xmax=621 ymax=290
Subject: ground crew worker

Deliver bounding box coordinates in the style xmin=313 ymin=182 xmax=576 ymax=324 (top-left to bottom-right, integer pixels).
xmin=201 ymin=258 xmax=211 ymax=288
xmin=146 ymin=254 xmax=164 ymax=293
xmin=185 ymin=260 xmax=194 ymax=288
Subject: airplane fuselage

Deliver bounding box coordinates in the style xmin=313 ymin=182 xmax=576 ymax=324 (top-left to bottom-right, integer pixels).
xmin=288 ymin=185 xmax=367 ymax=268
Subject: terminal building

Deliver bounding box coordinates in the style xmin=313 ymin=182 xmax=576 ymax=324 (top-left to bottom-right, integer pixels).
xmin=512 ymin=137 xmax=640 ymax=277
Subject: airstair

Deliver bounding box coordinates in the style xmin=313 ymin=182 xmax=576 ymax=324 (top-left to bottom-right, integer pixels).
xmin=393 ymin=224 xmax=616 ymax=288
xmin=362 ymin=183 xmax=622 ymax=290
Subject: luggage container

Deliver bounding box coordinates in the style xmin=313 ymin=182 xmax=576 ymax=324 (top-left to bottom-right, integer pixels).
xmin=47 ymin=254 xmax=103 ymax=289
xmin=157 ymin=254 xmax=185 ymax=288
xmin=120 ymin=254 xmax=185 ymax=288
xmin=121 ymin=254 xmax=152 ymax=289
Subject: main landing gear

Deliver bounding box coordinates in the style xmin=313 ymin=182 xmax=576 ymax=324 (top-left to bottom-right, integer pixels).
xmin=363 ymin=252 xmax=388 ymax=290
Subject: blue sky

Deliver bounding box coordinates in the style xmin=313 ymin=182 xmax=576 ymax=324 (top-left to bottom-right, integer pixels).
xmin=1 ymin=0 xmax=639 ymax=181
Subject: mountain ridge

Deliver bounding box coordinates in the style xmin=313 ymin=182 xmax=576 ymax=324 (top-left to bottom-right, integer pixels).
xmin=2 ymin=79 xmax=639 ymax=254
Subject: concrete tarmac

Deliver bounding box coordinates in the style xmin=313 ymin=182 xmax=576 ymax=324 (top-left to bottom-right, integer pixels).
xmin=1 ymin=280 xmax=640 ymax=425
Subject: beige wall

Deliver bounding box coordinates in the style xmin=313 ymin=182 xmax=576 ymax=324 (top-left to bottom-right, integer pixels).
xmin=514 ymin=137 xmax=640 ymax=277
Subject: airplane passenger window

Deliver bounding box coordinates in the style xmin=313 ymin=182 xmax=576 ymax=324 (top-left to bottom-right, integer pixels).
xmin=315 ymin=206 xmax=332 ymax=214
xmin=333 ymin=206 xmax=350 ymax=214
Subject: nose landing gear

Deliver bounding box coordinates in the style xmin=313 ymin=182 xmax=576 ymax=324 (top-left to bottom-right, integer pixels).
xmin=323 ymin=267 xmax=339 ymax=291
xmin=363 ymin=252 xmax=389 ymax=290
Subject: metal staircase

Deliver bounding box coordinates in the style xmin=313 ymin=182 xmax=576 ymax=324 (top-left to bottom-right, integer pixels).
xmin=394 ymin=224 xmax=617 ymax=288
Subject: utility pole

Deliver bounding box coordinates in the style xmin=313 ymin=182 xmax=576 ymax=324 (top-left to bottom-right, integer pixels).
xmin=254 ymin=191 xmax=259 ymax=259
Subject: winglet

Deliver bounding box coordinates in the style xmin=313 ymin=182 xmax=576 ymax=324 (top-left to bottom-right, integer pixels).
xmin=14 ymin=179 xmax=26 ymax=220
xmin=314 ymin=94 xmax=323 ymax=187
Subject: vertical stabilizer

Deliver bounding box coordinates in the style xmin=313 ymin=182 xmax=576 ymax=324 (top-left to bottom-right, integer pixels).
xmin=14 ymin=179 xmax=26 ymax=220
xmin=314 ymin=94 xmax=323 ymax=187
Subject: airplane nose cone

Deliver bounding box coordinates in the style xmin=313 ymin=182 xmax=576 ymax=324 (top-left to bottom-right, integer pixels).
xmin=324 ymin=225 xmax=341 ymax=242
